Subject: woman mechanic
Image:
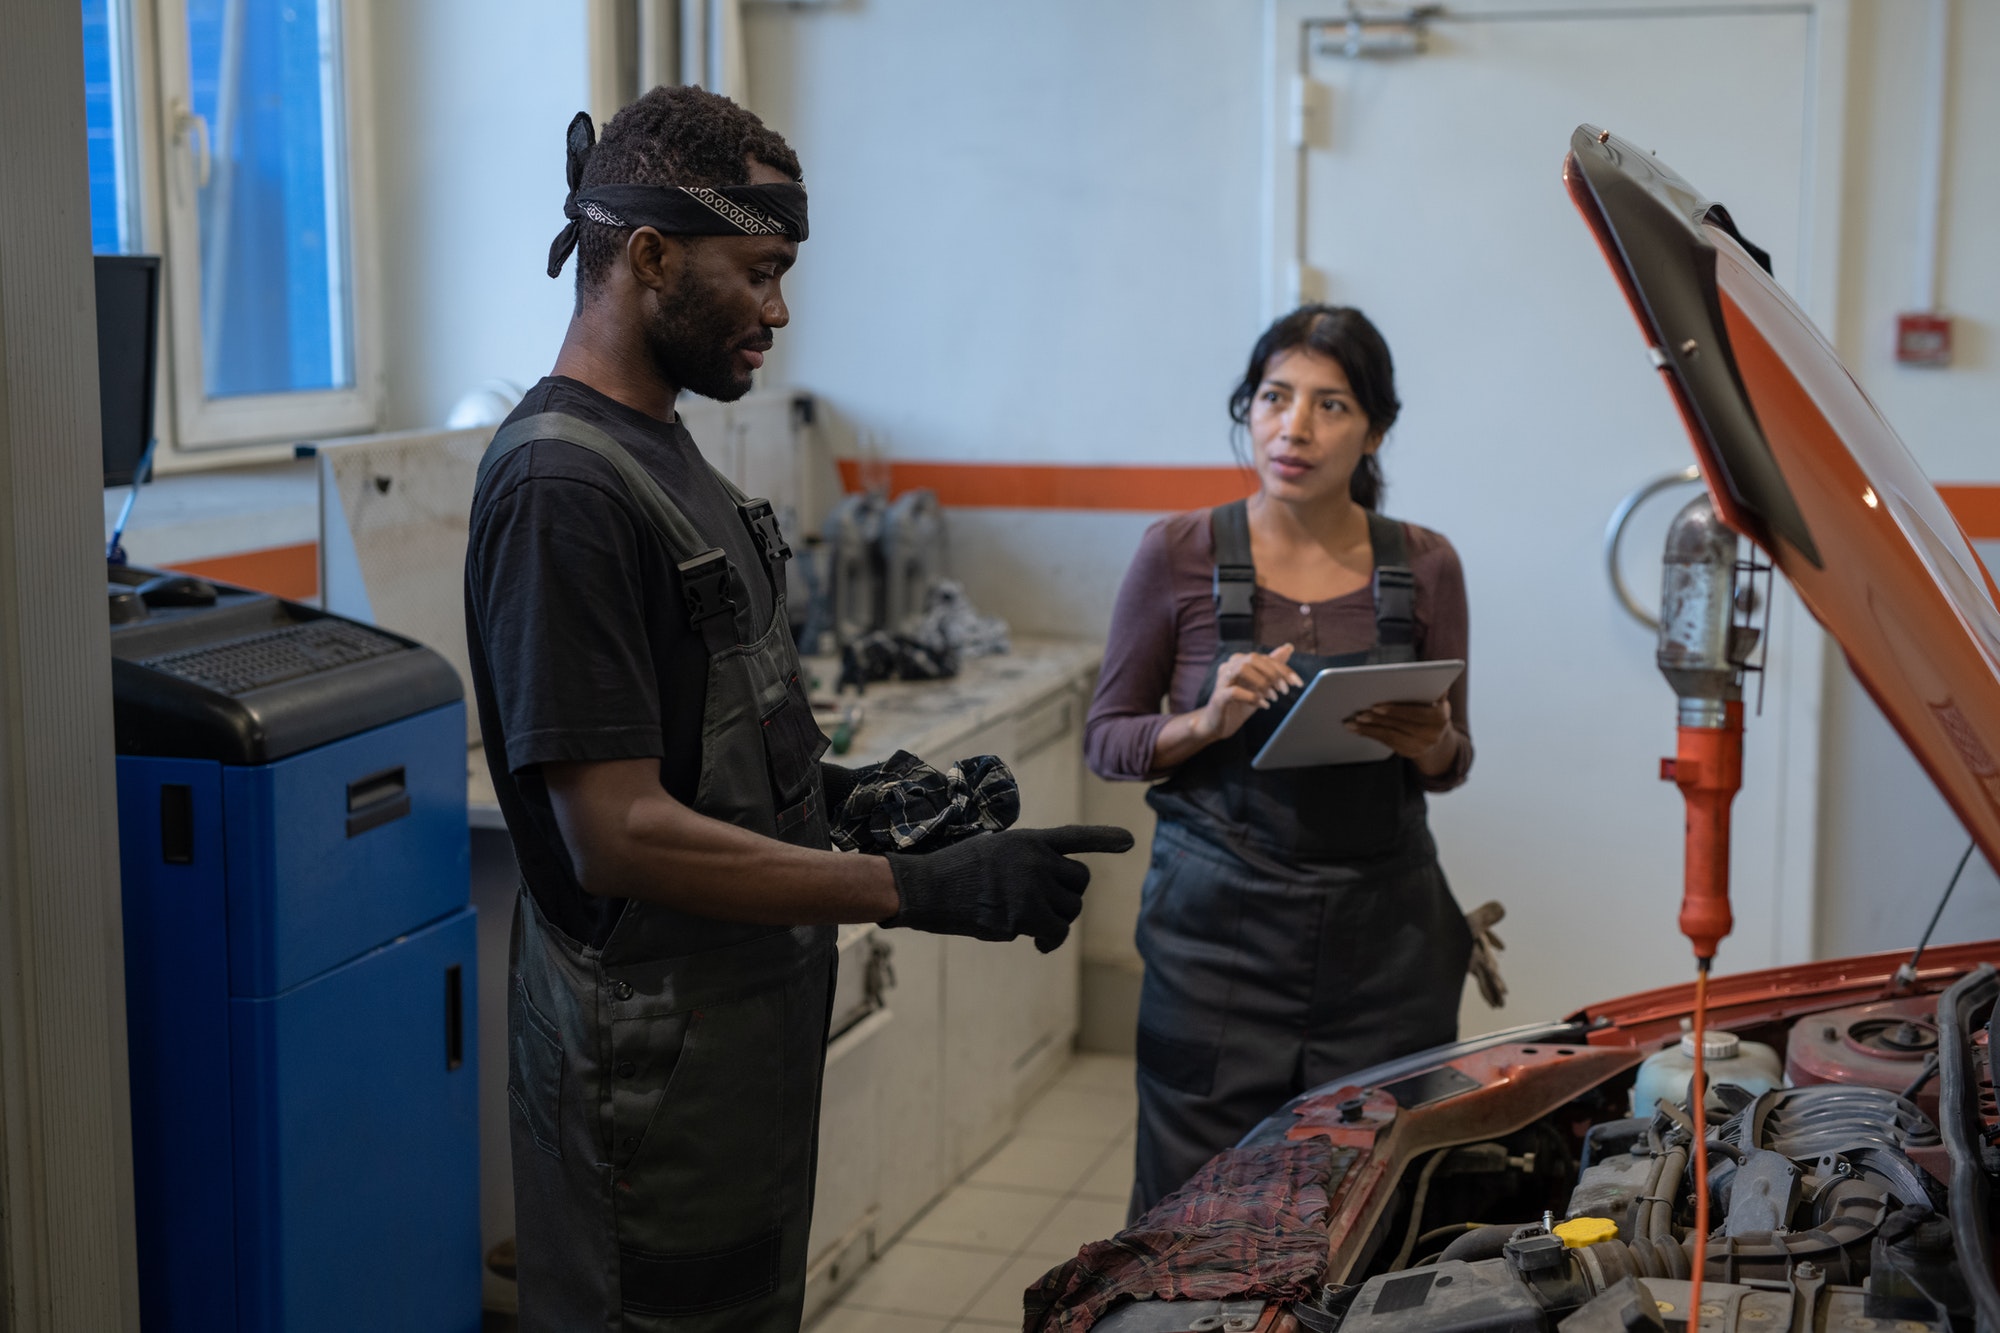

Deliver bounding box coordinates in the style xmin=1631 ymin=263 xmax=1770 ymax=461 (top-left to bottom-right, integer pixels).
xmin=1085 ymin=305 xmax=1476 ymax=1218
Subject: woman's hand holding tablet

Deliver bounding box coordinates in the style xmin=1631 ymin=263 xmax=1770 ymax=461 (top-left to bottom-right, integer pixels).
xmin=1348 ymin=696 xmax=1457 ymax=773
xmin=1250 ymin=658 xmax=1466 ymax=771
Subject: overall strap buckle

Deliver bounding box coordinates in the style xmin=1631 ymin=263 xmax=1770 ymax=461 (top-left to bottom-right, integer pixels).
xmin=1213 ymin=563 xmax=1257 ymax=647
xmin=677 ymin=548 xmax=738 ymax=626
xmin=1374 ymin=564 xmax=1417 ymax=648
xmin=1209 ymin=499 xmax=1258 ymax=649
xmin=739 ymin=499 xmax=793 ymax=569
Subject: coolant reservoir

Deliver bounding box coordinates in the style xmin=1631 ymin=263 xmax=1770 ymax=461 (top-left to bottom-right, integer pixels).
xmin=1629 ymin=1030 xmax=1783 ymax=1115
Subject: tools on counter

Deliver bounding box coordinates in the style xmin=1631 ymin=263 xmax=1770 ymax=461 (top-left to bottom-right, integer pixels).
xmin=791 ymin=478 xmax=1008 ymax=755
xmin=823 ymin=696 xmax=865 ymax=756
xmin=796 ymin=485 xmax=1010 ymax=666
xmin=812 ymin=490 xmax=887 ymax=648
xmin=882 ymin=489 xmax=945 ymax=630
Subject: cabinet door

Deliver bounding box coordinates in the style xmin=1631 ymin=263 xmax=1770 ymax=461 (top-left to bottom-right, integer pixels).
xmin=874 ymin=927 xmax=946 ymax=1239
xmin=940 ymin=694 xmax=1086 ymax=1174
xmin=1006 ymin=688 xmax=1084 ymax=1095
xmin=939 ymin=716 xmax=1021 ymax=1174
xmin=223 ymin=702 xmax=470 ymax=995
xmin=118 ymin=755 xmax=237 ymax=1333
xmin=808 ymin=927 xmax=890 ymax=1268
xmin=231 ymin=908 xmax=481 ymax=1333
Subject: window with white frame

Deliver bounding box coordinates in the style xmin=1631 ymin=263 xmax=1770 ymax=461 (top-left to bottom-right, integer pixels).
xmin=83 ymin=0 xmax=378 ymax=455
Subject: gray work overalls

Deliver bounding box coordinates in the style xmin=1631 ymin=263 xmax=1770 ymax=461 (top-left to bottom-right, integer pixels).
xmin=475 ymin=413 xmax=836 ymax=1333
xmin=1130 ymin=500 xmax=1473 ymax=1217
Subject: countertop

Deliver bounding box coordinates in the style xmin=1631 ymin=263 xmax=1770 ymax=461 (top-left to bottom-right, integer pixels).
xmin=466 ymin=636 xmax=1103 ymax=830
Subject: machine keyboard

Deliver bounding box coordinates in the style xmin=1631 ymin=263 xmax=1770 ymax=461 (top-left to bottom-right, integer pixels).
xmin=140 ymin=620 xmax=406 ymax=697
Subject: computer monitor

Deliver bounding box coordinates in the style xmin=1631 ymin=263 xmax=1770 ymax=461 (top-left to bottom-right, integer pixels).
xmin=95 ymin=254 xmax=161 ymax=488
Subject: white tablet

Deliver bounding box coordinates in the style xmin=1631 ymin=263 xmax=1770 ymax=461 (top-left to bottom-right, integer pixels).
xmin=1250 ymin=659 xmax=1465 ymax=770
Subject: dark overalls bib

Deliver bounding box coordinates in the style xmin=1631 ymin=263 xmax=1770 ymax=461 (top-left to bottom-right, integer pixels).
xmin=476 ymin=413 xmax=836 ymax=1333
xmin=1129 ymin=500 xmax=1472 ymax=1218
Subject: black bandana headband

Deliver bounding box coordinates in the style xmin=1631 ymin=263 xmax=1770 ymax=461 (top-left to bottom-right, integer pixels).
xmin=547 ymin=111 xmax=809 ymax=278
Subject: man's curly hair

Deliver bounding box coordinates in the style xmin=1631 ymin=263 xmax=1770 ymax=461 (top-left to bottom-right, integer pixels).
xmin=575 ymin=85 xmax=802 ymax=294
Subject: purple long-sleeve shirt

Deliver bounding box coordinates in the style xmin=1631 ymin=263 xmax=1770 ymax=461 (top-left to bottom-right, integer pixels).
xmin=1084 ymin=509 xmax=1473 ymax=790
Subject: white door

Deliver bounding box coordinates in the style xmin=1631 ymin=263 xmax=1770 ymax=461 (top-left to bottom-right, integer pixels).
xmin=1273 ymin=0 xmax=1846 ymax=1028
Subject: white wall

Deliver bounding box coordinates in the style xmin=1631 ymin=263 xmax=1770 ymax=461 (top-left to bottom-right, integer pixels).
xmin=740 ymin=1 xmax=2000 ymax=992
xmin=1835 ymin=1 xmax=2000 ymax=476
xmin=369 ymin=0 xmax=588 ymax=431
xmin=362 ymin=0 xmax=2000 ymax=1012
xmin=744 ymin=2 xmax=1266 ymax=474
xmin=742 ymin=0 xmax=1268 ymax=644
xmin=742 ymin=0 xmax=1269 ymax=1024
xmin=1815 ymin=0 xmax=2000 ymax=959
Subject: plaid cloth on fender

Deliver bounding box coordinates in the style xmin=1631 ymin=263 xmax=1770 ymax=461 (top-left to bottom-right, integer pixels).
xmin=828 ymin=750 xmax=1020 ymax=854
xmin=1021 ymin=1136 xmax=1350 ymax=1333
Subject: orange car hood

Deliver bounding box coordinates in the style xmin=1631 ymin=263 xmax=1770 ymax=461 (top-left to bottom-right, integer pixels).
xmin=1566 ymin=125 xmax=2000 ymax=877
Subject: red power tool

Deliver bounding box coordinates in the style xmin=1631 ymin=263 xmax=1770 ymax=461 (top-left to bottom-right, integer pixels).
xmin=1656 ymin=495 xmax=1758 ymax=962
xmin=1653 ymin=493 xmax=1763 ymax=1317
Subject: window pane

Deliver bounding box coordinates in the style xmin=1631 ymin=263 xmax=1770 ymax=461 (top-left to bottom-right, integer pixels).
xmin=82 ymin=0 xmax=136 ymax=253
xmin=186 ymin=0 xmax=353 ymax=398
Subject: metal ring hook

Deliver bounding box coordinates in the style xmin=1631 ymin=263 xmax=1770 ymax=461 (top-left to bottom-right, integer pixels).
xmin=1605 ymin=465 xmax=1703 ymax=630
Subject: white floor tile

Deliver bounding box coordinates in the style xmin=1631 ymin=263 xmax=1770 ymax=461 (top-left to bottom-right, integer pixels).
xmin=810 ymin=1305 xmax=953 ymax=1333
xmin=957 ymin=1251 xmax=1063 ymax=1327
xmin=967 ymin=1134 xmax=1110 ymax=1194
xmin=839 ymin=1241 xmax=1011 ymax=1320
xmin=905 ymin=1183 xmax=1063 ymax=1253
xmin=1012 ymin=1088 xmax=1133 ymax=1146
xmin=1075 ymin=1135 xmax=1135 ymax=1203
xmin=1054 ymin=1053 xmax=1136 ymax=1094
xmin=825 ymin=1055 xmax=1148 ymax=1332
xmin=1020 ymin=1195 xmax=1132 ymax=1260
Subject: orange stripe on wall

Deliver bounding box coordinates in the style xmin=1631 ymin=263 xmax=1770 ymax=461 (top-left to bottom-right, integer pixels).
xmin=145 ymin=485 xmax=1999 ymax=604
xmin=1939 ymin=486 xmax=2000 ymax=542
xmin=171 ymin=542 xmax=319 ymax=601
xmin=836 ymin=460 xmax=1254 ymax=512
xmin=853 ymin=467 xmax=2000 ymax=536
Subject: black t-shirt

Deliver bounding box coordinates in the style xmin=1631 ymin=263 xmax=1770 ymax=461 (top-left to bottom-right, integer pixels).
xmin=464 ymin=376 xmax=775 ymax=947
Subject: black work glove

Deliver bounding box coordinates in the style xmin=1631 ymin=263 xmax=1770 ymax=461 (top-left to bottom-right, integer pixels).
xmin=885 ymin=824 xmax=1135 ymax=953
xmin=819 ymin=760 xmax=865 ymax=817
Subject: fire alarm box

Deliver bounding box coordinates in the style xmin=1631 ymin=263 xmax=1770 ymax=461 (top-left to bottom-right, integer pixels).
xmin=1895 ymin=312 xmax=1952 ymax=366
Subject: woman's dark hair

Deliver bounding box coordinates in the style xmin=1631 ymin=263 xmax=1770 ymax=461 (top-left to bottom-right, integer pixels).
xmin=1228 ymin=304 xmax=1401 ymax=511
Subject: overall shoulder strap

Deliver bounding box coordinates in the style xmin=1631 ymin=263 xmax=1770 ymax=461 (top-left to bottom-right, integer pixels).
xmin=706 ymin=466 xmax=793 ymax=591
xmin=477 ymin=410 xmax=739 ymax=652
xmin=1367 ymin=511 xmax=1417 ymax=661
xmin=1210 ymin=500 xmax=1256 ymax=650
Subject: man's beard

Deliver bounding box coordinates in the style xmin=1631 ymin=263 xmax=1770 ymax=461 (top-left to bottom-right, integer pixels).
xmin=643 ymin=265 xmax=760 ymax=403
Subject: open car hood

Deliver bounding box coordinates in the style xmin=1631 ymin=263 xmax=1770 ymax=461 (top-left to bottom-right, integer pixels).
xmin=1565 ymin=128 xmax=2000 ymax=874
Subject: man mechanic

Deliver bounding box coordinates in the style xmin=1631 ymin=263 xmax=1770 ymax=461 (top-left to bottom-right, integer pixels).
xmin=463 ymin=86 xmax=1133 ymax=1333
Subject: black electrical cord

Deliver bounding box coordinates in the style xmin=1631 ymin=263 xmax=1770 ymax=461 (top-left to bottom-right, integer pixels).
xmin=1934 ymin=964 xmax=1999 ymax=1333
xmin=1900 ymin=1052 xmax=1940 ymax=1102
xmin=1897 ymin=841 xmax=1977 ymax=987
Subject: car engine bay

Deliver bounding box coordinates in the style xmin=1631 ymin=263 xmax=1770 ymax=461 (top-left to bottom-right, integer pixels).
xmin=1091 ymin=960 xmax=1997 ymax=1333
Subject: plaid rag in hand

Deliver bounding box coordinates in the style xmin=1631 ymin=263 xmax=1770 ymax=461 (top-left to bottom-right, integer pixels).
xmin=828 ymin=750 xmax=1021 ymax=854
xmin=1022 ymin=1136 xmax=1349 ymax=1333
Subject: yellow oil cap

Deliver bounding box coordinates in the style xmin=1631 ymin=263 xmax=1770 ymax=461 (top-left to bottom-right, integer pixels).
xmin=1553 ymin=1217 xmax=1619 ymax=1248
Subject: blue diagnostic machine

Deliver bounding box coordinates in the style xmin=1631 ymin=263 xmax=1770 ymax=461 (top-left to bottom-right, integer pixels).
xmin=111 ymin=579 xmax=479 ymax=1333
